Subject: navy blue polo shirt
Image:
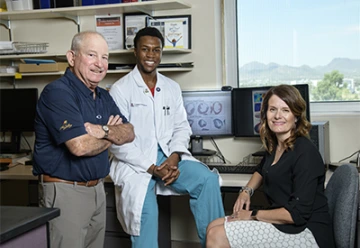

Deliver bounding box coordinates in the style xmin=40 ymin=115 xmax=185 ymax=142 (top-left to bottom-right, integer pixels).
xmin=33 ymin=69 xmax=128 ymax=181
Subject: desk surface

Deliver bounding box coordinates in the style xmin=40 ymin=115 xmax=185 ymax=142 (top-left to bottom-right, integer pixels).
xmin=0 ymin=206 xmax=60 ymax=243
xmin=0 ymin=164 xmax=334 ymax=188
xmin=0 ymin=164 xmax=36 ymax=180
xmin=0 ymin=164 xmax=114 ymax=182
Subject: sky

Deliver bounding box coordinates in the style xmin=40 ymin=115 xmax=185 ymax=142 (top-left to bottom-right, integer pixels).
xmin=237 ymin=0 xmax=360 ymax=67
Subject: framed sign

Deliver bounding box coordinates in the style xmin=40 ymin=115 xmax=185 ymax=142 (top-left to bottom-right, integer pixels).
xmin=146 ymin=15 xmax=191 ymax=49
xmin=95 ymin=14 xmax=123 ymax=51
xmin=123 ymin=13 xmax=149 ymax=49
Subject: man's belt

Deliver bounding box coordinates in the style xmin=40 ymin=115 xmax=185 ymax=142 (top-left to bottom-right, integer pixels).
xmin=39 ymin=174 xmax=101 ymax=187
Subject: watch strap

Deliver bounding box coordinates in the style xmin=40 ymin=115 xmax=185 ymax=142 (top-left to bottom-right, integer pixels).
xmin=251 ymin=209 xmax=258 ymax=220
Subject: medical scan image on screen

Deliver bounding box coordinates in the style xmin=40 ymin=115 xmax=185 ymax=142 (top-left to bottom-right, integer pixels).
xmin=182 ymin=91 xmax=233 ymax=137
xmin=252 ymin=90 xmax=267 ymax=135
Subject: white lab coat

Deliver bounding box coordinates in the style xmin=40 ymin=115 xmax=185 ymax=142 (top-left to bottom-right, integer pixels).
xmin=108 ymin=66 xmax=200 ymax=236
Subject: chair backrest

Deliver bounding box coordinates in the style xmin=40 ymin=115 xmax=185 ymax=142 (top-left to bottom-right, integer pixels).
xmin=325 ymin=164 xmax=359 ymax=248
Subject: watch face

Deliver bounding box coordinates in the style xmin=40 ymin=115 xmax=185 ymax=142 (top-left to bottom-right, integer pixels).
xmin=103 ymin=125 xmax=109 ymax=132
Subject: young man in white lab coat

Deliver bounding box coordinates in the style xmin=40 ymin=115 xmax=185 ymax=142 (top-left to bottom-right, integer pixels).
xmin=109 ymin=27 xmax=225 ymax=248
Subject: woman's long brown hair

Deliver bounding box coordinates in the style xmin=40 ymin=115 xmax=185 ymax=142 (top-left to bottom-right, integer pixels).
xmin=259 ymin=84 xmax=312 ymax=154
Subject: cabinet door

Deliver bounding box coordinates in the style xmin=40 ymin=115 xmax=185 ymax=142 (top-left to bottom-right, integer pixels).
xmin=104 ymin=232 xmax=131 ymax=248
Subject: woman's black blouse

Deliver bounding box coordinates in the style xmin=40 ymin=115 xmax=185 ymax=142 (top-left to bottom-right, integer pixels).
xmin=256 ymin=136 xmax=335 ymax=248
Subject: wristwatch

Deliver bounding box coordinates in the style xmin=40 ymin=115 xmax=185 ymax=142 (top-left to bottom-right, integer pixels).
xmin=251 ymin=209 xmax=258 ymax=220
xmin=102 ymin=125 xmax=109 ymax=139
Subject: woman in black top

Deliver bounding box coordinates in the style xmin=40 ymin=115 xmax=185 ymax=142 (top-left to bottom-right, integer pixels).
xmin=206 ymin=85 xmax=335 ymax=248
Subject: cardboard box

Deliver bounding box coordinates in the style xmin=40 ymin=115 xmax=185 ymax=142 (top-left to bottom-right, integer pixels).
xmin=19 ymin=62 xmax=68 ymax=73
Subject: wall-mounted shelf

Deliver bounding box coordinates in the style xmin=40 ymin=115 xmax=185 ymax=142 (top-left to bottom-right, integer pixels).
xmin=0 ymin=72 xmax=65 ymax=77
xmin=0 ymin=48 xmax=191 ymax=60
xmin=107 ymin=67 xmax=193 ymax=73
xmin=110 ymin=48 xmax=192 ymax=55
xmin=0 ymin=67 xmax=192 ymax=78
xmin=0 ymin=0 xmax=191 ymax=22
xmin=0 ymin=53 xmax=66 ymax=60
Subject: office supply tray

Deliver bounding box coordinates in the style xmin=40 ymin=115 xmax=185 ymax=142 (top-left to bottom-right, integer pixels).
xmin=208 ymin=164 xmax=258 ymax=174
xmin=0 ymin=42 xmax=48 ymax=55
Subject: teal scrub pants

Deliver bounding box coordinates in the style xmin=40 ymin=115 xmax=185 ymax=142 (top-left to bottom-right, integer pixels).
xmin=131 ymin=147 xmax=225 ymax=248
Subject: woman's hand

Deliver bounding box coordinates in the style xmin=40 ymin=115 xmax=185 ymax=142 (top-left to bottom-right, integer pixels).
xmin=227 ymin=209 xmax=252 ymax=222
xmin=233 ymin=191 xmax=251 ymax=213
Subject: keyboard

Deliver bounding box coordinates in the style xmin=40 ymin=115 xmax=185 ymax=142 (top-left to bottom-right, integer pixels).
xmin=208 ymin=164 xmax=258 ymax=174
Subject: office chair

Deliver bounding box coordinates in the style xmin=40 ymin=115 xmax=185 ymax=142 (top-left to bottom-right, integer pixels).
xmin=325 ymin=164 xmax=359 ymax=248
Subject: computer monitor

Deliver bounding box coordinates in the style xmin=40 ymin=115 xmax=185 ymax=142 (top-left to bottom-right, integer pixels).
xmin=182 ymin=90 xmax=233 ymax=155
xmin=232 ymin=84 xmax=310 ymax=137
xmin=0 ymin=88 xmax=38 ymax=153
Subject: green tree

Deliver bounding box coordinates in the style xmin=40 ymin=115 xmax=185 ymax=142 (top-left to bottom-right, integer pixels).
xmin=312 ymin=70 xmax=357 ymax=101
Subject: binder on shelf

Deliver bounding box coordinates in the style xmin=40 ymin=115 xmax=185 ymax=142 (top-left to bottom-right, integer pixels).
xmin=94 ymin=0 xmax=106 ymax=4
xmin=81 ymin=0 xmax=94 ymax=5
xmin=55 ymin=0 xmax=77 ymax=7
xmin=107 ymin=0 xmax=122 ymax=3
xmin=81 ymin=0 xmax=121 ymax=5
xmin=33 ymin=0 xmax=53 ymax=8
xmin=33 ymin=0 xmax=77 ymax=9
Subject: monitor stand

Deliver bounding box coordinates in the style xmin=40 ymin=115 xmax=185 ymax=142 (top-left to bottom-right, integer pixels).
xmin=252 ymin=150 xmax=266 ymax=157
xmin=189 ymin=136 xmax=216 ymax=156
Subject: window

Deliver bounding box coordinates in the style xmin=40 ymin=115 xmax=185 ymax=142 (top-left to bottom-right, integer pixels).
xmin=224 ymin=0 xmax=360 ymax=113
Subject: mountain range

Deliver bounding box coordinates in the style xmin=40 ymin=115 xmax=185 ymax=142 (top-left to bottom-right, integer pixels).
xmin=239 ymin=58 xmax=360 ymax=81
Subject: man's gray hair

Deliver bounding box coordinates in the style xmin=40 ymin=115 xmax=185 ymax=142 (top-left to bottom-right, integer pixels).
xmin=70 ymin=31 xmax=106 ymax=52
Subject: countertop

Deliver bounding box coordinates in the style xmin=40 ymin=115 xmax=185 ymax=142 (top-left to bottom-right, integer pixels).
xmin=0 ymin=164 xmax=114 ymax=183
xmin=0 ymin=164 xmax=336 ymax=188
xmin=0 ymin=164 xmax=252 ymax=187
xmin=0 ymin=206 xmax=60 ymax=243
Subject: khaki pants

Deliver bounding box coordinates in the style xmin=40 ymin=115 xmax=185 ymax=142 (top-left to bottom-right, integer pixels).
xmin=39 ymin=181 xmax=106 ymax=248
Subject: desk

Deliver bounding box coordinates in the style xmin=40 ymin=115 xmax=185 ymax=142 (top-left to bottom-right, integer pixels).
xmin=0 ymin=164 xmax=36 ymax=180
xmin=0 ymin=164 xmax=256 ymax=186
xmin=0 ymin=164 xmax=335 ymax=200
xmin=0 ymin=163 xmax=333 ymax=182
xmin=0 ymin=164 xmax=339 ymax=248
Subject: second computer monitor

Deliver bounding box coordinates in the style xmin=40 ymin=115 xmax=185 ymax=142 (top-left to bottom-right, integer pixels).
xmin=232 ymin=84 xmax=310 ymax=137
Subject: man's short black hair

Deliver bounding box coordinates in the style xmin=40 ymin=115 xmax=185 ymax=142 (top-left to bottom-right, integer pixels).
xmin=134 ymin=27 xmax=164 ymax=48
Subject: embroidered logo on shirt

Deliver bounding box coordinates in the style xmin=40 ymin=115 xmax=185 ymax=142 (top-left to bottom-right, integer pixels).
xmin=60 ymin=120 xmax=72 ymax=130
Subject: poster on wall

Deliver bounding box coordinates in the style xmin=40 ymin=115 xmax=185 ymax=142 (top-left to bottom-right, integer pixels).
xmin=95 ymin=15 xmax=123 ymax=51
xmin=123 ymin=14 xmax=149 ymax=50
xmin=146 ymin=15 xmax=191 ymax=49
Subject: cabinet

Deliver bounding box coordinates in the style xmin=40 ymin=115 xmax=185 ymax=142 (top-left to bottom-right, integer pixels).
xmin=0 ymin=0 xmax=192 ymax=79
xmin=104 ymin=182 xmax=171 ymax=248
xmin=104 ymin=182 xmax=131 ymax=247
